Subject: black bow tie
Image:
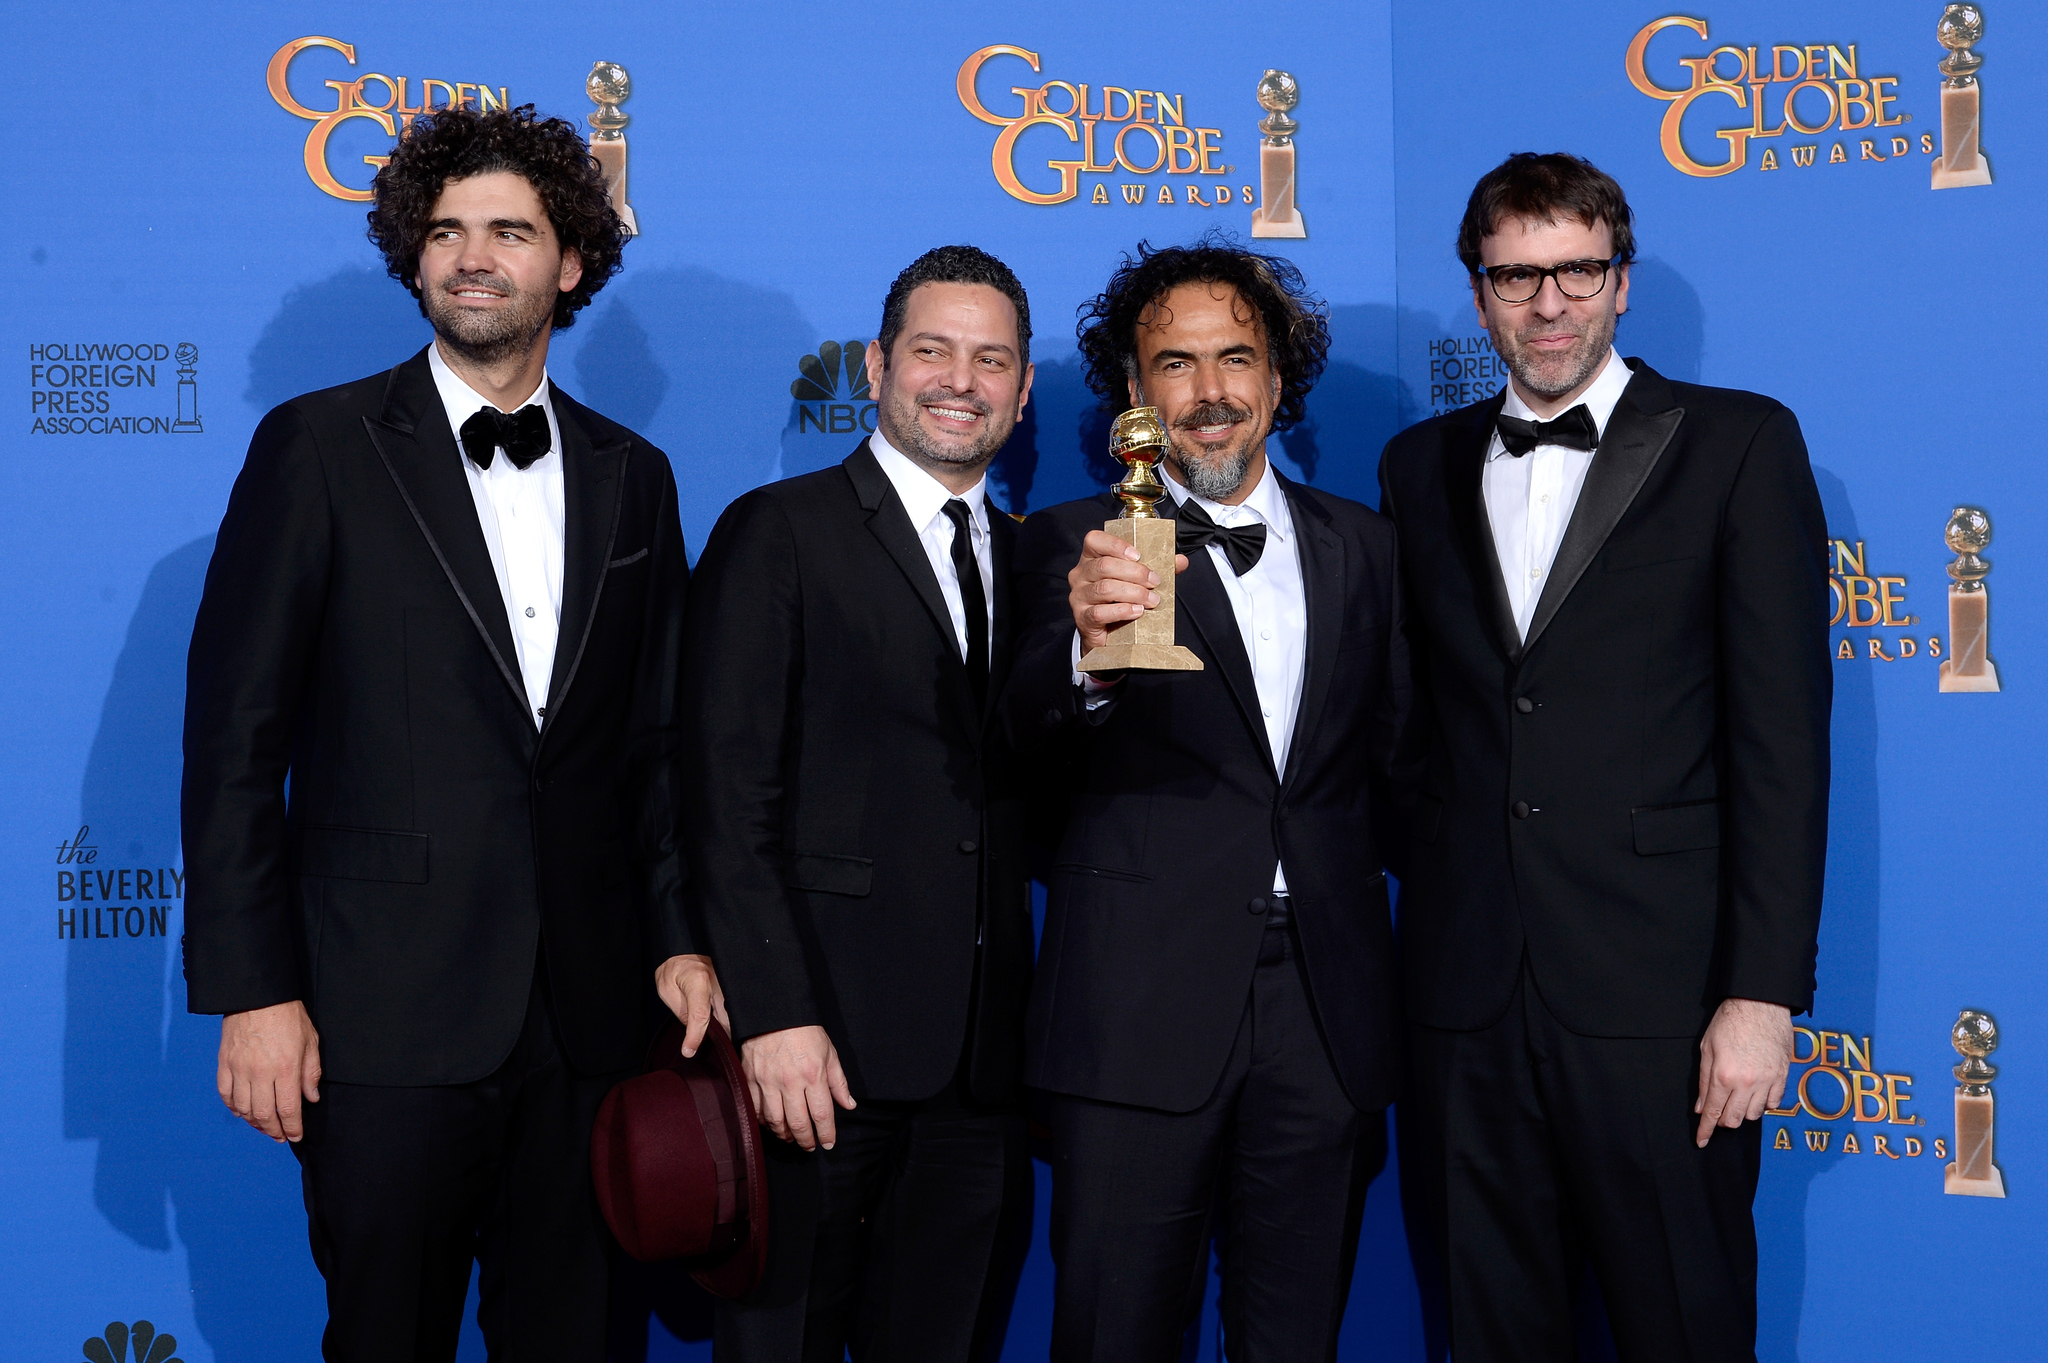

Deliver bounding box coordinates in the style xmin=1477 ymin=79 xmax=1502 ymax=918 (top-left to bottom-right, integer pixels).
xmin=459 ymin=404 xmax=551 ymax=471
xmin=1175 ymin=496 xmax=1268 ymax=576
xmin=1496 ymin=404 xmax=1598 ymax=457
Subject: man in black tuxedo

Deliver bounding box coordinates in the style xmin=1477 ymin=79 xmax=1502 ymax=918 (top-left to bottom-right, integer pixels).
xmin=684 ymin=245 xmax=1036 ymax=1361
xmin=1006 ymin=239 xmax=1410 ymax=1360
xmin=1377 ymin=153 xmax=1830 ymax=1360
xmin=182 ymin=106 xmax=723 ymax=1362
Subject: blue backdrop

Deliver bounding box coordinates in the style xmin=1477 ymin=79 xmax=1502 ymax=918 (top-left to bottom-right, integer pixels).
xmin=4 ymin=3 xmax=2038 ymax=1359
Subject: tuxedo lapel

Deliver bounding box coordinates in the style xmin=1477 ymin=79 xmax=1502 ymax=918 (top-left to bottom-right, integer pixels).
xmin=1175 ymin=531 xmax=1275 ymax=776
xmin=542 ymin=386 xmax=629 ymax=728
xmin=843 ymin=442 xmax=977 ymax=715
xmin=1522 ymin=362 xmax=1684 ymax=652
xmin=1446 ymin=392 xmax=1525 ymax=663
xmin=362 ymin=350 xmax=527 ymax=712
xmin=1281 ymin=477 xmax=1343 ymax=789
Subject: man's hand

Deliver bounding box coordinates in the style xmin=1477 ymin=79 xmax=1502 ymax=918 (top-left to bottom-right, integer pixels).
xmin=1069 ymin=529 xmax=1188 ymax=656
xmin=655 ymin=953 xmax=731 ymax=1058
xmin=218 ymin=1000 xmax=322 ymax=1143
xmin=740 ymin=1025 xmax=856 ymax=1152
xmin=1695 ymin=998 xmax=1794 ymax=1147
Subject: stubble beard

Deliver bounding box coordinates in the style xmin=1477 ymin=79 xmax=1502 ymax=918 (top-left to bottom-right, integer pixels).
xmin=880 ymin=380 xmax=1008 ymax=474
xmin=1165 ymin=398 xmax=1260 ymax=501
xmin=424 ymin=270 xmax=557 ymax=368
xmin=1499 ymin=305 xmax=1618 ymax=403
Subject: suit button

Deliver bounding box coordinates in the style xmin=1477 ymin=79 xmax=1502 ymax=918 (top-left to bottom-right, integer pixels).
xmin=1512 ymin=801 xmax=1531 ymax=819
xmin=533 ymin=776 xmax=546 ymax=792
xmin=1515 ymin=697 xmax=1534 ymax=714
xmin=1043 ymin=708 xmax=1063 ymax=725
xmin=1248 ymin=897 xmax=1268 ymax=915
xmin=958 ymin=839 xmax=978 ymax=854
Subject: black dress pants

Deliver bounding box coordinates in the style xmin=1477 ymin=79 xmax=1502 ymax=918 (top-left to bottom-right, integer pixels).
xmin=1405 ymin=964 xmax=1762 ymax=1363
xmin=291 ymin=969 xmax=627 ymax=1363
xmin=714 ymin=1078 xmax=1030 ymax=1363
xmin=1048 ymin=920 xmax=1382 ymax=1363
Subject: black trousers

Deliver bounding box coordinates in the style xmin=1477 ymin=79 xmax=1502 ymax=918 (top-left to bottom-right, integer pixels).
xmin=1405 ymin=964 xmax=1762 ymax=1363
xmin=1048 ymin=921 xmax=1382 ymax=1363
xmin=713 ymin=1078 xmax=1030 ymax=1363
xmin=291 ymin=969 xmax=627 ymax=1363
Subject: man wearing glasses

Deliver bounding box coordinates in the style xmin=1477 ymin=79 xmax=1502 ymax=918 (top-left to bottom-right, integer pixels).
xmin=1377 ymin=152 xmax=1830 ymax=1359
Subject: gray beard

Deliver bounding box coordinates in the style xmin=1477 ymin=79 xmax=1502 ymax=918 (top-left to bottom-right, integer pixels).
xmin=1504 ymin=309 xmax=1617 ymax=401
xmin=424 ymin=280 xmax=554 ymax=368
xmin=1170 ymin=440 xmax=1255 ymax=501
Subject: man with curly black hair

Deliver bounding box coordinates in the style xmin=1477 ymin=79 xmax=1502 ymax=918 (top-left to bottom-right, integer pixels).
xmin=1002 ymin=234 xmax=1412 ymax=1359
xmin=182 ymin=104 xmax=722 ymax=1362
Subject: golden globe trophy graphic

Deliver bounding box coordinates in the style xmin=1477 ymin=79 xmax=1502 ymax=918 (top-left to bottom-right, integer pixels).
xmin=1945 ymin=1010 xmax=2007 ymax=1197
xmin=1938 ymin=506 xmax=2000 ymax=692
xmin=1931 ymin=5 xmax=1993 ymax=190
xmin=1250 ymin=70 xmax=1307 ymax=240
xmin=1075 ymin=408 xmax=1204 ymax=674
xmin=587 ymin=61 xmax=640 ymax=235
xmin=172 ymin=342 xmax=202 ymax=433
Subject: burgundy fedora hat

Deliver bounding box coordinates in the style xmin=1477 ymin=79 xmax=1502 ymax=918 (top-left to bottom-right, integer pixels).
xmin=590 ymin=1017 xmax=769 ymax=1299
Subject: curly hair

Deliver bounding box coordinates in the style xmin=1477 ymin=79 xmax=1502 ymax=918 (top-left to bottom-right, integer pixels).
xmin=1456 ymin=152 xmax=1636 ymax=276
xmin=367 ymin=104 xmax=627 ymax=330
xmin=1075 ymin=230 xmax=1329 ymax=433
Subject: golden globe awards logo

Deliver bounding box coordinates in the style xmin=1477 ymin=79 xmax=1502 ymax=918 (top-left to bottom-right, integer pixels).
xmin=29 ymin=341 xmax=203 ymax=436
xmin=957 ymin=45 xmax=1251 ymax=210
xmin=1625 ymin=16 xmax=1932 ymax=177
xmin=266 ymin=37 xmax=513 ymax=201
xmin=1765 ymin=1024 xmax=1934 ymax=1165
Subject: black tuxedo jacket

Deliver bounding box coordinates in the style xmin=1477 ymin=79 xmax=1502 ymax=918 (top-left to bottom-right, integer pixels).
xmin=1377 ymin=359 xmax=1830 ymax=1037
xmin=182 ymin=348 xmax=693 ymax=1085
xmin=681 ymin=442 xmax=1031 ymax=1105
xmin=1005 ymin=474 xmax=1410 ymax=1114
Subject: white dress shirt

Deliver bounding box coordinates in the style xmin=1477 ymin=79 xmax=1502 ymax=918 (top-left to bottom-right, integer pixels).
xmin=868 ymin=430 xmax=994 ymax=665
xmin=1483 ymin=348 xmax=1631 ymax=639
xmin=427 ymin=343 xmax=566 ymax=728
xmin=1075 ymin=454 xmax=1307 ymax=893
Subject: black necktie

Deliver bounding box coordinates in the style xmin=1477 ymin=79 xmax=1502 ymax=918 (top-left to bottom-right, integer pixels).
xmin=1495 ymin=404 xmax=1598 ymax=457
xmin=459 ymin=404 xmax=551 ymax=471
xmin=1175 ymin=496 xmax=1268 ymax=576
xmin=941 ymin=499 xmax=989 ymax=707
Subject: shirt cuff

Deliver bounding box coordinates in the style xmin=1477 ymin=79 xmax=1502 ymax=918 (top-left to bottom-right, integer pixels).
xmin=1071 ymin=631 xmax=1122 ymax=706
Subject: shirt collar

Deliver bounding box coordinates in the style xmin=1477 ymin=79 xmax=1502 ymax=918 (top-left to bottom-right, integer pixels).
xmin=869 ymin=428 xmax=988 ymax=534
xmin=426 ymin=340 xmax=553 ymax=428
xmin=1163 ymin=450 xmax=1292 ymax=542
xmin=1491 ymin=348 xmax=1632 ymax=462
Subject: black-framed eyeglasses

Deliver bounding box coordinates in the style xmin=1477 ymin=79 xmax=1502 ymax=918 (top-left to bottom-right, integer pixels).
xmin=1477 ymin=257 xmax=1618 ymax=304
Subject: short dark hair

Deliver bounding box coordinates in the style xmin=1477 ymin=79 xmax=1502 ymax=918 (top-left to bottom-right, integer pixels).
xmin=1456 ymin=152 xmax=1637 ymax=276
xmin=367 ymin=104 xmax=628 ymax=330
xmin=1076 ymin=230 xmax=1329 ymax=433
xmin=877 ymin=245 xmax=1032 ymax=368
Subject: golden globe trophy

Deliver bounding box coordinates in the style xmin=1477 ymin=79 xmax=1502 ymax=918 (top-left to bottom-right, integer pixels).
xmin=1250 ymin=71 xmax=1307 ymax=240
xmin=587 ymin=61 xmax=641 ymax=235
xmin=172 ymin=342 xmax=202 ymax=433
xmin=1931 ymin=5 xmax=1993 ymax=190
xmin=1937 ymin=506 xmax=1999 ymax=692
xmin=1075 ymin=407 xmax=1203 ymax=674
xmin=1944 ymin=1010 xmax=2006 ymax=1197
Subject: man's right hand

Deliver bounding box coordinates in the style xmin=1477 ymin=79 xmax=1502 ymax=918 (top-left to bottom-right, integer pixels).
xmin=218 ymin=1000 xmax=322 ymax=1143
xmin=740 ymin=1024 xmax=856 ymax=1151
xmin=1068 ymin=529 xmax=1188 ymax=656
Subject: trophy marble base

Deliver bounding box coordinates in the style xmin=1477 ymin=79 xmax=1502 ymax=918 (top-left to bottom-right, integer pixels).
xmin=1939 ymin=658 xmax=2000 ymax=692
xmin=1076 ymin=515 xmax=1203 ymax=674
xmin=1945 ymin=1163 xmax=2007 ymax=1197
xmin=590 ymin=139 xmax=641 ymax=235
xmin=1932 ymin=152 xmax=1993 ymax=190
xmin=1251 ymin=144 xmax=1307 ymax=239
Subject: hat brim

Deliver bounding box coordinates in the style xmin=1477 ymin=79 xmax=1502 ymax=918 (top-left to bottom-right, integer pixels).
xmin=644 ymin=1018 xmax=770 ymax=1300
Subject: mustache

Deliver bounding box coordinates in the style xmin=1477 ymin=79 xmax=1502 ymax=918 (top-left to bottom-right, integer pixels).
xmin=916 ymin=389 xmax=991 ymax=417
xmin=441 ymin=270 xmax=513 ymax=297
xmin=1173 ymin=400 xmax=1253 ymax=429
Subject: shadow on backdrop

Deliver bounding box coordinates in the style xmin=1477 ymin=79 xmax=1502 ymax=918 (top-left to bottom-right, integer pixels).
xmin=65 ymin=535 xmax=325 ymax=1363
xmin=1617 ymin=258 xmax=1706 ymax=385
xmin=243 ymin=267 xmax=429 ymax=414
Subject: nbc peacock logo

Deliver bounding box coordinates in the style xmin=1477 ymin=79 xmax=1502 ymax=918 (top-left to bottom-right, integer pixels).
xmin=81 ymin=1320 xmax=181 ymax=1363
xmin=789 ymin=341 xmax=878 ymax=437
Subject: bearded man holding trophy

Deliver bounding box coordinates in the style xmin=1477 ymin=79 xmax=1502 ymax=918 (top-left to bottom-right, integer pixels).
xmin=1004 ymin=235 xmax=1412 ymax=1361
